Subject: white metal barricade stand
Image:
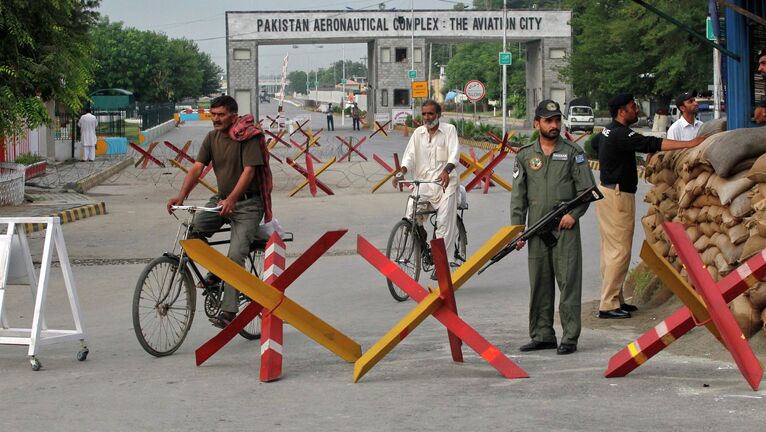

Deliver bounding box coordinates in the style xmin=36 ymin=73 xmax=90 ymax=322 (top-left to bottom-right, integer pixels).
xmin=0 ymin=217 xmax=89 ymax=370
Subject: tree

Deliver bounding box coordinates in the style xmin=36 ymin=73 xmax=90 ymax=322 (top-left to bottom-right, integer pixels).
xmin=90 ymin=19 xmax=222 ymax=103
xmin=286 ymin=71 xmax=308 ymax=94
xmin=0 ymin=0 xmax=100 ymax=138
xmin=561 ymin=0 xmax=712 ymax=108
xmin=444 ymin=42 xmax=526 ymax=114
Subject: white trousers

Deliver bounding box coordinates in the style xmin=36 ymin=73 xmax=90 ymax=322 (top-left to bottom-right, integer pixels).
xmin=83 ymin=146 xmax=95 ymax=161
xmin=404 ymin=183 xmax=458 ymax=256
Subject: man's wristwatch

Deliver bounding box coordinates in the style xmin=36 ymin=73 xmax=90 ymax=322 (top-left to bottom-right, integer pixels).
xmin=395 ymin=171 xmax=404 ymax=179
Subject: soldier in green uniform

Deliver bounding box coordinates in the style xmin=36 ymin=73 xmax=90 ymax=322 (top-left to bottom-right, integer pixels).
xmin=511 ymin=100 xmax=596 ymax=355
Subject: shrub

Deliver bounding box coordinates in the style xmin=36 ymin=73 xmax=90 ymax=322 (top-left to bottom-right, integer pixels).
xmin=14 ymin=153 xmax=44 ymax=165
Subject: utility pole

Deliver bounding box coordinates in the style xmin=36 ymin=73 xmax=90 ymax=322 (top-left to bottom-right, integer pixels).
xmin=342 ymin=44 xmax=346 ymax=127
xmin=410 ymin=0 xmax=415 ymax=112
xmin=502 ymin=3 xmax=507 ymax=136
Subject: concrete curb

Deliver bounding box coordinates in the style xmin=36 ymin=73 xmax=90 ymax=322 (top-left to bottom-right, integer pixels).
xmin=72 ymin=157 xmax=134 ymax=193
xmin=23 ymin=202 xmax=107 ymax=233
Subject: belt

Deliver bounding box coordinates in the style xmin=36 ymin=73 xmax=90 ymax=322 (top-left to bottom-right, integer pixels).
xmin=222 ymin=192 xmax=259 ymax=202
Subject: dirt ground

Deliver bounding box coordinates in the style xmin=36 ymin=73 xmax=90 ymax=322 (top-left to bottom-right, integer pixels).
xmin=582 ymin=298 xmax=766 ymax=362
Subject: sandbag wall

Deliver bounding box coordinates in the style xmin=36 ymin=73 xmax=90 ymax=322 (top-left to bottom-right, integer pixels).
xmin=642 ymin=123 xmax=766 ymax=338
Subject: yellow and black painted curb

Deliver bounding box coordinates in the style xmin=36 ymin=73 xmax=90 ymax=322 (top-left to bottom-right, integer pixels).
xmin=23 ymin=202 xmax=107 ymax=233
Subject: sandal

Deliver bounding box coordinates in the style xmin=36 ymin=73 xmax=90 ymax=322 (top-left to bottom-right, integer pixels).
xmin=209 ymin=311 xmax=236 ymax=329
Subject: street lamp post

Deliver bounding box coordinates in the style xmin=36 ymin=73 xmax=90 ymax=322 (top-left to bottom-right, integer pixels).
xmin=342 ymin=44 xmax=346 ymax=127
xmin=502 ymin=4 xmax=507 ymax=136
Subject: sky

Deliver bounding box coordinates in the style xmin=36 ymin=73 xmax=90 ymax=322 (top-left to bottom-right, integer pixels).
xmin=98 ymin=0 xmax=457 ymax=76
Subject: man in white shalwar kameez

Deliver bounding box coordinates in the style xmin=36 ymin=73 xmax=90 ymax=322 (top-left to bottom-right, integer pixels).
xmin=78 ymin=108 xmax=98 ymax=161
xmin=393 ymin=99 xmax=460 ymax=279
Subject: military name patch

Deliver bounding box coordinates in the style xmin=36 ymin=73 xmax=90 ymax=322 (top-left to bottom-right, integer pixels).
xmin=528 ymin=156 xmax=543 ymax=171
xmin=575 ymin=153 xmax=586 ymax=164
xmin=552 ymin=153 xmax=568 ymax=161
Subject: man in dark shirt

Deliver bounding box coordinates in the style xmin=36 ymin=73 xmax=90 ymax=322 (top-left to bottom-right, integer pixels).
xmin=167 ymin=95 xmax=265 ymax=327
xmin=593 ymin=93 xmax=705 ymax=319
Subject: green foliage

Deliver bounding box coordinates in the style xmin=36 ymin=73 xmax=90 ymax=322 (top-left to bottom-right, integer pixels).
xmin=14 ymin=152 xmax=44 ymax=165
xmin=448 ymin=118 xmax=532 ymax=145
xmin=286 ymin=70 xmax=308 ymax=94
xmin=90 ymin=19 xmax=222 ymax=103
xmin=561 ymin=0 xmax=712 ymax=106
xmin=443 ymin=42 xmax=526 ymax=112
xmin=0 ymin=0 xmax=100 ymax=138
xmin=583 ymin=132 xmax=599 ymax=159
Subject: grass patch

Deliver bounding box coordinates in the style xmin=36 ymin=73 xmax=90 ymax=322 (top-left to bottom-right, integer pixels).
xmin=14 ymin=152 xmax=44 ymax=165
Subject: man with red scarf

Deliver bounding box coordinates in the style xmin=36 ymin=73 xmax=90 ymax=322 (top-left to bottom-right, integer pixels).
xmin=167 ymin=95 xmax=272 ymax=328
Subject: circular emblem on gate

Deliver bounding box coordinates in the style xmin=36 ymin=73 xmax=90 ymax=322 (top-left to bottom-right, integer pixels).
xmin=546 ymin=101 xmax=558 ymax=112
xmin=528 ymin=156 xmax=543 ymax=171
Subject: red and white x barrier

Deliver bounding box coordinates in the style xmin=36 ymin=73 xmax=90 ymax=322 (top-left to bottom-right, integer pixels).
xmin=371 ymin=153 xmax=403 ymax=193
xmin=605 ymin=223 xmax=766 ymax=390
xmin=354 ymin=236 xmax=529 ymax=382
xmin=194 ymin=230 xmax=348 ymax=371
xmin=336 ymin=136 xmax=368 ymax=162
xmin=130 ymin=142 xmax=165 ymax=168
xmin=260 ymin=233 xmax=286 ymax=382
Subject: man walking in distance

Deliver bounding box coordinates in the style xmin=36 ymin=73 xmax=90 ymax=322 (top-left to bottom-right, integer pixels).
xmin=512 ymin=100 xmax=596 ymax=355
xmin=393 ymin=99 xmax=459 ymax=280
xmin=77 ymin=108 xmax=98 ymax=161
xmin=351 ymin=102 xmax=361 ymax=130
xmin=667 ymin=92 xmax=702 ymax=140
xmin=593 ymin=93 xmax=705 ymax=319
xmin=167 ymin=95 xmax=268 ymax=328
xmin=326 ymin=102 xmax=335 ymax=131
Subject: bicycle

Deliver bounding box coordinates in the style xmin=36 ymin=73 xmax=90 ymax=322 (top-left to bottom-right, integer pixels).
xmin=132 ymin=205 xmax=292 ymax=357
xmin=385 ymin=180 xmax=468 ymax=302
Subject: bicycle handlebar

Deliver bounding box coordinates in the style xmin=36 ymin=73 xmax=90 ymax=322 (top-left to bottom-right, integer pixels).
xmin=398 ymin=180 xmax=443 ymax=185
xmin=170 ymin=205 xmax=222 ymax=212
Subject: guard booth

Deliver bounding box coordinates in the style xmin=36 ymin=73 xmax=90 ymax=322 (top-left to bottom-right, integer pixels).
xmin=89 ymin=88 xmax=136 ymax=137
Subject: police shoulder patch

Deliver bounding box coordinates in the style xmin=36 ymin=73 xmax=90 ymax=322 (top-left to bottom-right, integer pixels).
xmin=513 ymin=159 xmax=521 ymax=178
xmin=575 ymin=153 xmax=586 ymax=164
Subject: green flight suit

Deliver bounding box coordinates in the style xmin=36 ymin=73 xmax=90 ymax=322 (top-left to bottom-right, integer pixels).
xmin=510 ymin=136 xmax=596 ymax=345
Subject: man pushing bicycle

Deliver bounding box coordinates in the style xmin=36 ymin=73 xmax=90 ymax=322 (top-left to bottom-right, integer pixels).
xmin=392 ymin=99 xmax=460 ymax=280
xmin=167 ymin=95 xmax=272 ymax=328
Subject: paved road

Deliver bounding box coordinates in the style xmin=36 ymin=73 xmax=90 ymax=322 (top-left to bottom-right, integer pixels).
xmin=1 ymin=101 xmax=762 ymax=431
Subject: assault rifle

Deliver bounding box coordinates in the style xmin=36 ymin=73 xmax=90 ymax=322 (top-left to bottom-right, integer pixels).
xmin=478 ymin=186 xmax=604 ymax=275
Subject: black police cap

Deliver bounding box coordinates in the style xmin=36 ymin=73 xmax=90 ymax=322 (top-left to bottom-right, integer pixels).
xmin=675 ymin=91 xmax=697 ymax=108
xmin=607 ymin=93 xmax=634 ymax=108
xmin=535 ymin=99 xmax=562 ymax=118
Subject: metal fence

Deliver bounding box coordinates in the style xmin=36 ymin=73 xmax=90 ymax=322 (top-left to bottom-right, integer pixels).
xmin=138 ymin=102 xmax=175 ymax=130
xmin=53 ymin=101 xmax=176 ymax=144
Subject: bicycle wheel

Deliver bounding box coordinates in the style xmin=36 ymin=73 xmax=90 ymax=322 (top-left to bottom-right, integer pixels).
xmin=133 ymin=256 xmax=196 ymax=357
xmin=238 ymin=249 xmax=264 ymax=340
xmin=454 ymin=216 xmax=468 ymax=266
xmin=385 ymin=219 xmax=421 ymax=302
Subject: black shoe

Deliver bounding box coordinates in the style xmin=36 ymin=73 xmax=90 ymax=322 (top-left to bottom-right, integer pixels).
xmin=557 ymin=343 xmax=577 ymax=355
xmin=598 ymin=309 xmax=631 ymax=319
xmin=620 ymin=303 xmax=638 ymax=312
xmin=430 ymin=271 xmax=438 ymax=281
xmin=519 ymin=340 xmax=557 ymax=352
xmin=197 ymin=273 xmax=220 ymax=289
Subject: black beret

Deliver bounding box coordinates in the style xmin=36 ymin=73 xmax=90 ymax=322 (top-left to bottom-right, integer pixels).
xmin=759 ymin=48 xmax=766 ymax=58
xmin=534 ymin=99 xmax=562 ymax=118
xmin=607 ymin=93 xmax=634 ymax=108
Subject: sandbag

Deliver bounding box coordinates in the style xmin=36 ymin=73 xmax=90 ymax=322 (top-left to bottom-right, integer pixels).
xmin=727 ymin=223 xmax=749 ymax=245
xmin=693 ymin=234 xmax=711 ymax=251
xmin=708 ymin=171 xmax=754 ymax=205
xmin=697 ymin=118 xmax=726 ymax=138
xmin=747 ymin=282 xmax=766 ymax=311
xmin=707 ymin=265 xmax=720 ymax=282
xmin=684 ymin=208 xmax=701 ymax=224
xmin=649 ymin=168 xmax=676 ymax=186
xmin=720 ymin=207 xmax=738 ymax=228
xmin=714 ymin=253 xmax=733 ymax=274
xmin=753 ymin=197 xmax=766 ymax=213
xmin=657 ymin=199 xmax=678 ymax=218
xmin=685 ymin=225 xmax=701 ymax=242
xmin=692 ymin=194 xmax=722 ymax=208
xmin=762 ymin=309 xmax=766 ymax=335
xmin=739 ymin=235 xmax=766 ymax=261
xmin=759 ymin=183 xmax=766 ymax=199
xmin=699 ymin=222 xmax=714 ymax=237
xmin=692 ymin=171 xmax=712 ymax=196
xmin=701 ymin=246 xmax=720 ymax=266
xmin=697 ymin=206 xmax=710 ymax=223
xmin=747 ymin=154 xmax=766 ymax=183
xmin=729 ymin=294 xmax=762 ymax=336
xmin=714 ymin=233 xmax=743 ymax=265
xmin=702 ymin=127 xmax=766 ymax=178
xmin=730 ymin=191 xmax=753 ymax=218
xmin=708 ymin=206 xmax=723 ymax=223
